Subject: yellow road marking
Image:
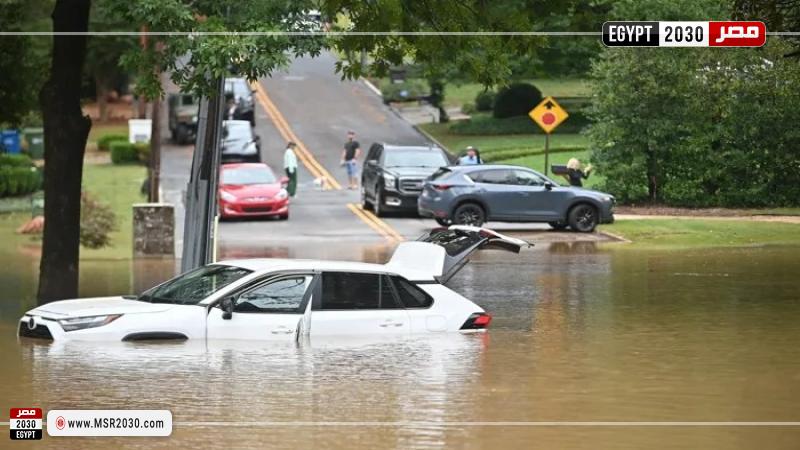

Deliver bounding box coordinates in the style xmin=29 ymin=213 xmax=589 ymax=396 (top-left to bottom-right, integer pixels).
xmin=347 ymin=203 xmax=405 ymax=242
xmin=250 ymin=81 xmax=343 ymax=190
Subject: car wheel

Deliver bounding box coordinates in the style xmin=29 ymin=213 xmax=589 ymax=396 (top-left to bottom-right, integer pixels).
xmin=548 ymin=221 xmax=569 ymax=230
xmin=175 ymin=124 xmax=188 ymax=145
xmin=361 ymin=186 xmax=372 ymax=210
xmin=373 ymin=188 xmax=384 ymax=217
xmin=435 ymin=218 xmax=451 ymax=227
xmin=453 ymin=203 xmax=485 ymax=227
xmin=568 ymin=204 xmax=598 ymax=232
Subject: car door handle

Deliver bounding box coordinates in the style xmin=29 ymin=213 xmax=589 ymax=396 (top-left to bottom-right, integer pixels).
xmin=271 ymin=327 xmax=295 ymax=335
xmin=379 ymin=320 xmax=404 ymax=328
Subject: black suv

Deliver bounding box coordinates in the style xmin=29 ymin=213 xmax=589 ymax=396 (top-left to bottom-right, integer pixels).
xmin=224 ymin=77 xmax=255 ymax=126
xmin=361 ymin=144 xmax=451 ymax=216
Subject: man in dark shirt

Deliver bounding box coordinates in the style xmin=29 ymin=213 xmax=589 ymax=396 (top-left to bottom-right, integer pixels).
xmin=340 ymin=130 xmax=361 ymax=189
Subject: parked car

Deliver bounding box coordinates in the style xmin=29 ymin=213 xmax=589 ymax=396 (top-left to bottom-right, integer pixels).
xmin=17 ymin=226 xmax=528 ymax=342
xmin=219 ymin=163 xmax=289 ymax=220
xmin=167 ymin=93 xmax=198 ymax=145
xmin=418 ymin=165 xmax=615 ymax=232
xmin=361 ymin=144 xmax=451 ymax=216
xmin=224 ymin=77 xmax=255 ymax=126
xmin=221 ymin=120 xmax=260 ymax=163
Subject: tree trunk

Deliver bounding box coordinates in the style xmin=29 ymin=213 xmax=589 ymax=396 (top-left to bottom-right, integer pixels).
xmin=148 ymin=93 xmax=161 ymax=202
xmin=37 ymin=0 xmax=92 ymax=304
xmin=96 ymin=76 xmax=108 ymax=123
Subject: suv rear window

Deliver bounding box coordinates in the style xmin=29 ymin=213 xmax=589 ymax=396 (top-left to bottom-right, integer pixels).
xmin=319 ymin=273 xmax=401 ymax=310
xmin=390 ymin=276 xmax=433 ymax=308
xmin=430 ymin=167 xmax=452 ymax=181
xmin=468 ymin=169 xmax=512 ymax=184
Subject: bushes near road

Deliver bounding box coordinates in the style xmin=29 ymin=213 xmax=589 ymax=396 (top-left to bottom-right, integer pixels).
xmin=110 ymin=141 xmax=149 ymax=164
xmin=492 ymin=83 xmax=542 ymax=119
xmin=0 ymin=154 xmax=41 ymax=197
xmin=97 ymin=133 xmax=129 ymax=151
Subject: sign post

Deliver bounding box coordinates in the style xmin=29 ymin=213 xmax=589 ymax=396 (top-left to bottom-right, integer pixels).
xmin=528 ymin=96 xmax=568 ymax=175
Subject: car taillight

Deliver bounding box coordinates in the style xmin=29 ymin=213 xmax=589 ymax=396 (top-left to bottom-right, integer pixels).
xmin=460 ymin=312 xmax=492 ymax=330
xmin=433 ymin=184 xmax=452 ymax=191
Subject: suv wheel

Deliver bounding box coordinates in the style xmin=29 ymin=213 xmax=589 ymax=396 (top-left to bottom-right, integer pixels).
xmin=360 ymin=186 xmax=372 ymax=210
xmin=568 ymin=204 xmax=598 ymax=232
xmin=453 ymin=203 xmax=485 ymax=227
xmin=548 ymin=221 xmax=569 ymax=231
xmin=435 ymin=218 xmax=451 ymax=227
xmin=373 ymin=189 xmax=384 ymax=217
xmin=175 ymin=124 xmax=189 ymax=145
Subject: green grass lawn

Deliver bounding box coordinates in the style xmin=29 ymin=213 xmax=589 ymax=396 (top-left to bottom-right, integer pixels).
xmin=601 ymin=219 xmax=800 ymax=249
xmin=0 ymin=162 xmax=146 ymax=261
xmin=446 ymin=79 xmax=591 ymax=108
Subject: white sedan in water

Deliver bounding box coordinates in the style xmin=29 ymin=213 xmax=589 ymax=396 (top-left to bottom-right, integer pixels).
xmin=18 ymin=226 xmax=529 ymax=342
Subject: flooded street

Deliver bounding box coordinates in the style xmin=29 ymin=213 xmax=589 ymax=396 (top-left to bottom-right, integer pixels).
xmin=2 ymin=244 xmax=800 ymax=449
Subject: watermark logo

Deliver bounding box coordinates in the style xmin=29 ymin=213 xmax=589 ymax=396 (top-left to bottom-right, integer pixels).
xmin=9 ymin=408 xmax=43 ymax=440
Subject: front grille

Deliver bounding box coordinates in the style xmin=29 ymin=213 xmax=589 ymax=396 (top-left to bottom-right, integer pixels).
xmin=243 ymin=206 xmax=272 ymax=213
xmin=18 ymin=322 xmax=54 ymax=340
xmin=399 ymin=177 xmax=424 ymax=194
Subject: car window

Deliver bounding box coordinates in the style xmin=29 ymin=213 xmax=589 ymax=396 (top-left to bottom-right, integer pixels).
xmin=389 ymin=276 xmax=433 ymax=308
xmin=430 ymin=167 xmax=452 ymax=181
xmin=319 ymin=272 xmax=401 ymax=310
xmin=511 ymin=169 xmax=546 ymax=186
xmin=234 ymin=276 xmax=311 ymax=313
xmin=223 ymin=122 xmax=252 ymax=142
xmin=383 ymin=150 xmax=448 ymax=168
xmin=139 ymin=265 xmax=252 ymax=305
xmin=225 ymin=79 xmax=251 ymax=100
xmin=469 ymin=169 xmax=512 ymax=184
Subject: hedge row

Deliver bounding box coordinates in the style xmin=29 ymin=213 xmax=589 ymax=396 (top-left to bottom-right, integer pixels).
xmin=110 ymin=141 xmax=149 ymax=164
xmin=0 ymin=166 xmax=41 ymax=197
xmin=97 ymin=134 xmax=129 ymax=151
xmin=450 ymin=112 xmax=592 ymax=135
xmin=481 ymin=146 xmax=586 ymax=163
xmin=0 ymin=153 xmax=35 ymax=167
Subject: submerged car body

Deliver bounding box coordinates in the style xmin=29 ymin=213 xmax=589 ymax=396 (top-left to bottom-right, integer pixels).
xmin=219 ymin=163 xmax=290 ymax=219
xmin=418 ymin=165 xmax=615 ymax=232
xmin=19 ymin=227 xmax=529 ymax=342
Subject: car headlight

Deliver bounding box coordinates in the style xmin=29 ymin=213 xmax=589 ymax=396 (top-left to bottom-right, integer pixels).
xmin=58 ymin=314 xmax=122 ymax=332
xmin=220 ymin=190 xmax=237 ymax=202
xmin=384 ymin=174 xmax=397 ymax=190
xmin=275 ymin=189 xmax=288 ymax=200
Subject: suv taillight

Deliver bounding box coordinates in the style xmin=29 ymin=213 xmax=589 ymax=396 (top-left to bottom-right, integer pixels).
xmin=460 ymin=312 xmax=492 ymax=330
xmin=433 ymin=183 xmax=452 ymax=191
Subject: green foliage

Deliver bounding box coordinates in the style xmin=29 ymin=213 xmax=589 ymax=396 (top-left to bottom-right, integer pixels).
xmin=380 ymin=79 xmax=429 ymax=103
xmin=80 ymin=191 xmax=117 ymax=249
xmin=450 ymin=115 xmax=540 ymax=135
xmin=0 ymin=153 xmax=34 ymax=167
xmin=493 ymin=83 xmax=543 ymax=118
xmin=97 ymin=134 xmax=129 ymax=151
xmin=0 ymin=166 xmax=41 ymax=197
xmin=109 ymin=141 xmax=139 ymax=164
xmin=482 ymin=146 xmax=585 ymax=163
xmin=588 ymin=5 xmax=800 ymax=207
xmin=133 ymin=142 xmax=150 ymax=163
xmin=474 ymin=90 xmax=496 ymax=111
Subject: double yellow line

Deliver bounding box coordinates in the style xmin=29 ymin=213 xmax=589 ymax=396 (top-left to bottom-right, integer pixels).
xmin=347 ymin=203 xmax=405 ymax=243
xmin=250 ymin=81 xmax=342 ymax=190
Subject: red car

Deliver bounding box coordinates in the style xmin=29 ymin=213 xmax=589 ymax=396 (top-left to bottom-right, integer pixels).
xmin=218 ymin=163 xmax=290 ymax=220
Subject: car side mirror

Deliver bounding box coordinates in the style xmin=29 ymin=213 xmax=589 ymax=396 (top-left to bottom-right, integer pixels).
xmin=280 ymin=176 xmax=289 ymax=188
xmin=544 ymin=182 xmax=553 ymax=191
xmin=220 ymin=297 xmax=235 ymax=320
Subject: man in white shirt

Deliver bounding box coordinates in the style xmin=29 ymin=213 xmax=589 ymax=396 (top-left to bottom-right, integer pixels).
xmin=284 ymin=141 xmax=298 ymax=197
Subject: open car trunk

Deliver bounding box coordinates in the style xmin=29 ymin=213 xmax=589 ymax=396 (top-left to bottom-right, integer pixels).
xmin=386 ymin=225 xmax=531 ymax=283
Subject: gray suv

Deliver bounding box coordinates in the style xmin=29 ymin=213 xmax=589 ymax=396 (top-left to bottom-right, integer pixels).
xmin=417 ymin=165 xmax=615 ymax=232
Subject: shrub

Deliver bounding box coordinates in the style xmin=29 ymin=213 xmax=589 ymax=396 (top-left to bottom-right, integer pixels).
xmin=381 ymin=79 xmax=429 ymax=103
xmin=482 ymin=146 xmax=586 ymax=163
xmin=110 ymin=141 xmax=139 ymax=164
xmin=97 ymin=134 xmax=128 ymax=151
xmin=80 ymin=192 xmax=117 ymax=249
xmin=0 ymin=153 xmax=34 ymax=167
xmin=474 ymin=90 xmax=496 ymax=112
xmin=449 ymin=114 xmax=540 ymax=135
xmin=461 ymin=102 xmax=476 ymax=115
xmin=134 ymin=142 xmax=150 ymax=163
xmin=493 ymin=83 xmax=543 ymax=118
xmin=0 ymin=166 xmax=41 ymax=197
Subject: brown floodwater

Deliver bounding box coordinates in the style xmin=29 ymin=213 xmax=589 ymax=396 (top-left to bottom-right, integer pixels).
xmin=1 ymin=243 xmax=800 ymax=449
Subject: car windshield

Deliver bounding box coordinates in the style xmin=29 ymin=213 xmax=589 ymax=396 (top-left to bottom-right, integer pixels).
xmin=223 ymin=122 xmax=252 ymax=144
xmin=222 ymin=167 xmax=276 ymax=185
xmin=138 ymin=265 xmax=252 ymax=305
xmin=384 ymin=150 xmax=447 ymax=168
xmin=225 ymin=79 xmax=251 ymax=100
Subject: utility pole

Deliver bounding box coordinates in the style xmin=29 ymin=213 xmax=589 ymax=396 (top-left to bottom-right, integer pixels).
xmin=181 ymin=77 xmax=225 ymax=272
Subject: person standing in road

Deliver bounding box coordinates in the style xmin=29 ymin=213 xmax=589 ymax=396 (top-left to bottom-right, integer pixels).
xmin=341 ymin=130 xmax=361 ymax=190
xmin=565 ymin=157 xmax=592 ymax=187
xmin=284 ymin=141 xmax=298 ymax=197
xmin=458 ymin=146 xmax=482 ymax=165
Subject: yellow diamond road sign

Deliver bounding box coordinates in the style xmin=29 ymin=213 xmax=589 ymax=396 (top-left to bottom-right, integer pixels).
xmin=529 ymin=96 xmax=568 ymax=134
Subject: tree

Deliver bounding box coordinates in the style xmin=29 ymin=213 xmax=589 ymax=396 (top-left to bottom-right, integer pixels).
xmin=733 ymin=0 xmax=800 ymax=56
